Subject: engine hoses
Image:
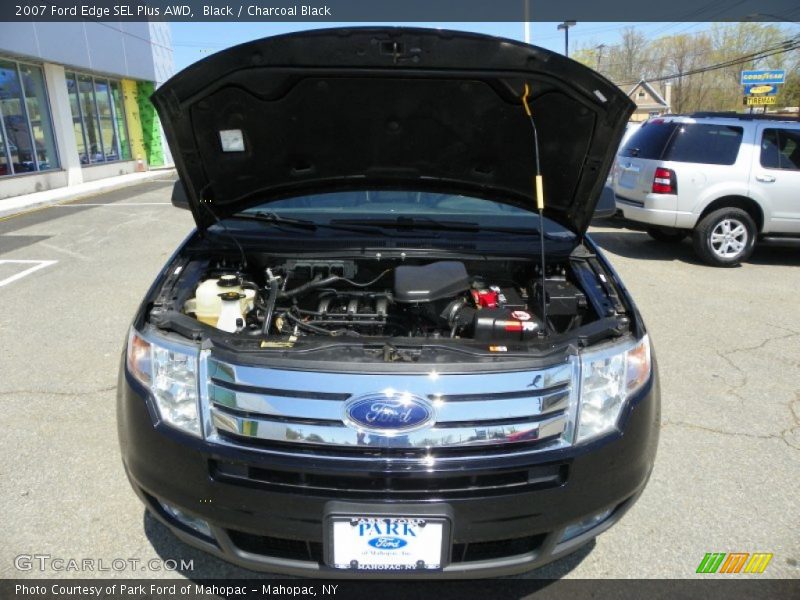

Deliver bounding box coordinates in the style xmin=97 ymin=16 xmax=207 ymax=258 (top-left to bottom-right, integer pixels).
xmin=278 ymin=269 xmax=392 ymax=299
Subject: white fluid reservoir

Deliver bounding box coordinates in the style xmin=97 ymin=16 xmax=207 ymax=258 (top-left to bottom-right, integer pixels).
xmin=192 ymin=274 xmax=254 ymax=327
xmin=217 ymin=291 xmax=246 ymax=333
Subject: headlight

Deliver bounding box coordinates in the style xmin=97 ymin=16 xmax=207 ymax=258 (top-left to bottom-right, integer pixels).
xmin=576 ymin=334 xmax=651 ymax=443
xmin=126 ymin=328 xmax=201 ymax=437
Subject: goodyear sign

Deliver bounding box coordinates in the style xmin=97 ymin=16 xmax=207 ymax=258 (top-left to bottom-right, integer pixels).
xmin=741 ymin=70 xmax=785 ymax=85
xmin=743 ymin=96 xmax=777 ymax=106
xmin=744 ymin=84 xmax=778 ymax=96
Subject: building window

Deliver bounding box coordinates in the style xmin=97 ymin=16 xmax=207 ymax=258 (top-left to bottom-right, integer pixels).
xmin=110 ymin=81 xmax=131 ymax=160
xmin=65 ymin=71 xmax=130 ymax=165
xmin=0 ymin=57 xmax=59 ymax=176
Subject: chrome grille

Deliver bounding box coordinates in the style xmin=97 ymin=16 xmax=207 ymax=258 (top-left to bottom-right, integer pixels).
xmin=202 ymin=356 xmax=578 ymax=454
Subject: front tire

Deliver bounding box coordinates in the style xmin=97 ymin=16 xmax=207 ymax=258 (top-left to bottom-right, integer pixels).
xmin=692 ymin=208 xmax=756 ymax=267
xmin=646 ymin=227 xmax=687 ymax=243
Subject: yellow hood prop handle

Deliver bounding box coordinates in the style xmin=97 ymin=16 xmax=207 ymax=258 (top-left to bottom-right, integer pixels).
xmin=522 ymin=84 xmax=545 ymax=212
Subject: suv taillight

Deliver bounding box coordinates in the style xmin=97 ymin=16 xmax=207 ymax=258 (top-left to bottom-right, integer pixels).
xmin=652 ymin=167 xmax=676 ymax=194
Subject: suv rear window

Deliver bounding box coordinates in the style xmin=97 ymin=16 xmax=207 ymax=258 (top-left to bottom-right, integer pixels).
xmin=619 ymin=121 xmax=677 ymax=159
xmin=665 ymin=124 xmax=743 ymax=164
xmin=620 ymin=121 xmax=743 ymax=165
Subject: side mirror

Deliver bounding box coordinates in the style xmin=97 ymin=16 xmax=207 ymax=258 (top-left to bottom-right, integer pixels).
xmin=592 ymin=185 xmax=617 ymax=220
xmin=171 ymin=180 xmax=191 ymax=210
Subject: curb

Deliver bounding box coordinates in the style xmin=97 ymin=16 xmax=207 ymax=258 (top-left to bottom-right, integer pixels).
xmin=0 ymin=169 xmax=177 ymax=221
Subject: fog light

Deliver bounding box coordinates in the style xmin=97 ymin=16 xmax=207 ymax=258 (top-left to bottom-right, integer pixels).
xmin=159 ymin=500 xmax=213 ymax=539
xmin=559 ymin=508 xmax=614 ymax=543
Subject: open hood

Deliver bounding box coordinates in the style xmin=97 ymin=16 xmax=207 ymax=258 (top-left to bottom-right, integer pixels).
xmin=152 ymin=27 xmax=634 ymax=236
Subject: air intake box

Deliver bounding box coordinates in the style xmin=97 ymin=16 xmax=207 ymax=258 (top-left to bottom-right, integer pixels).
xmin=394 ymin=261 xmax=470 ymax=303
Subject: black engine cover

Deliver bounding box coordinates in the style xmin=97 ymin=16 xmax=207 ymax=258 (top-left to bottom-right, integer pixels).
xmin=393 ymin=261 xmax=470 ymax=303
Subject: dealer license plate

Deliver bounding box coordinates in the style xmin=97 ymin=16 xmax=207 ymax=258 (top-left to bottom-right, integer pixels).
xmin=329 ymin=516 xmax=446 ymax=571
xmin=618 ymin=162 xmax=640 ymax=189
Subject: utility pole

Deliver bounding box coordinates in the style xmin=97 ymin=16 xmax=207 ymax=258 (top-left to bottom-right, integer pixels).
xmin=596 ymin=43 xmax=606 ymax=71
xmin=523 ymin=0 xmax=531 ymax=44
xmin=557 ymin=21 xmax=577 ymax=57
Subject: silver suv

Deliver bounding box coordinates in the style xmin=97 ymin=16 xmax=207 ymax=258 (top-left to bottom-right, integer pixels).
xmin=613 ymin=113 xmax=800 ymax=266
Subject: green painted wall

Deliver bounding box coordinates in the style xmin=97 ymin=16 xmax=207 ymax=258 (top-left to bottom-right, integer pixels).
xmin=121 ymin=79 xmax=146 ymax=164
xmin=135 ymin=81 xmax=165 ymax=167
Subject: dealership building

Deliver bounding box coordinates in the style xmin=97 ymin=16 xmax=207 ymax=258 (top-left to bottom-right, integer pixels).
xmin=0 ymin=22 xmax=174 ymax=200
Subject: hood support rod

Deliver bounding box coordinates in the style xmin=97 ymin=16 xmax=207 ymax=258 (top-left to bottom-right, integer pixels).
xmin=522 ymin=83 xmax=549 ymax=336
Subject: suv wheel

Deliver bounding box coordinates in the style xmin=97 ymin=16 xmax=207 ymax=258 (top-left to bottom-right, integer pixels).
xmin=646 ymin=227 xmax=687 ymax=243
xmin=692 ymin=208 xmax=756 ymax=267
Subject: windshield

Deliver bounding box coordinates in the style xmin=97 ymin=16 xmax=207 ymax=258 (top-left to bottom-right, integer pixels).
xmin=234 ymin=190 xmax=574 ymax=237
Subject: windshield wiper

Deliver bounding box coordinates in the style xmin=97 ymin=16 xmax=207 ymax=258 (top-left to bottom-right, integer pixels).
xmin=230 ymin=211 xmax=318 ymax=229
xmin=332 ymin=216 xmax=481 ymax=232
xmin=229 ymin=211 xmax=387 ymax=235
xmin=473 ymin=225 xmax=566 ymax=241
xmin=332 ymin=216 xmax=563 ymax=239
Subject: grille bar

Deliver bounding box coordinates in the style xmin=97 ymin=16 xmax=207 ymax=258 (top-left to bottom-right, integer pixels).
xmin=209 ymin=382 xmax=570 ymax=424
xmin=226 ymin=529 xmax=546 ymax=565
xmin=203 ymin=356 xmax=578 ymax=453
xmin=208 ymin=360 xmax=574 ymax=396
xmin=211 ymin=408 xmax=567 ymax=448
xmin=211 ymin=460 xmax=567 ymax=497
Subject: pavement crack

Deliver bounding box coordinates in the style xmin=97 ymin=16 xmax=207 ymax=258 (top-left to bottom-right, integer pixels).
xmin=792 ymin=394 xmax=800 ymax=425
xmin=723 ymin=331 xmax=799 ymax=355
xmin=782 ymin=394 xmax=800 ymax=451
xmin=713 ymin=349 xmax=747 ymax=402
xmin=761 ymin=322 xmax=800 ymax=336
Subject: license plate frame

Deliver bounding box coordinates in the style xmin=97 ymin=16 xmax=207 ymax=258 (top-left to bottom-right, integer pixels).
xmin=324 ymin=502 xmax=453 ymax=572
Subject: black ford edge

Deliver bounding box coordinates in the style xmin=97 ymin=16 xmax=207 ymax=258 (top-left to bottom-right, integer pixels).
xmin=117 ymin=27 xmax=659 ymax=577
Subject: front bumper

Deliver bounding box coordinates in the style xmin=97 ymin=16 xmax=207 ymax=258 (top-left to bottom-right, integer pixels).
xmin=117 ymin=365 xmax=660 ymax=578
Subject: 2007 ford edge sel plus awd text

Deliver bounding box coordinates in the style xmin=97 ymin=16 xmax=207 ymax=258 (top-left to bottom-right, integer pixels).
xmin=118 ymin=28 xmax=660 ymax=578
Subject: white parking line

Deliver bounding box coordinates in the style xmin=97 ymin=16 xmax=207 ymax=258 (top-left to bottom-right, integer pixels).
xmin=55 ymin=203 xmax=171 ymax=206
xmin=0 ymin=260 xmax=58 ymax=287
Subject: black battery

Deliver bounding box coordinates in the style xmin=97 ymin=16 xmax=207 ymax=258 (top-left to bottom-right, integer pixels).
xmin=497 ymin=286 xmax=527 ymax=310
xmin=531 ymin=279 xmax=587 ymax=317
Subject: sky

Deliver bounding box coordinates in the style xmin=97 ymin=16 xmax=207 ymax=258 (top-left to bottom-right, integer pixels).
xmin=169 ymin=21 xmax=722 ymax=71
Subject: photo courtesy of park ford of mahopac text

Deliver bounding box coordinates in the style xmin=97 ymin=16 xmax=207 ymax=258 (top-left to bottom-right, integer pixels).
xmin=0 ymin=0 xmax=798 ymax=598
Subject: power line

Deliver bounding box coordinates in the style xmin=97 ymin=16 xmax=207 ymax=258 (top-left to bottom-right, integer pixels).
xmin=615 ymin=36 xmax=800 ymax=87
xmin=576 ymin=24 xmax=797 ymax=74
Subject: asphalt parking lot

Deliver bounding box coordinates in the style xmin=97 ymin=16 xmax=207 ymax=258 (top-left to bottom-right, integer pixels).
xmin=0 ymin=177 xmax=798 ymax=581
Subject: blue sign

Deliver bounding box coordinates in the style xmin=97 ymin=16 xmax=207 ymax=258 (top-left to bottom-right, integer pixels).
xmin=744 ymin=84 xmax=778 ymax=96
xmin=344 ymin=392 xmax=434 ymax=433
xmin=741 ymin=70 xmax=785 ymax=85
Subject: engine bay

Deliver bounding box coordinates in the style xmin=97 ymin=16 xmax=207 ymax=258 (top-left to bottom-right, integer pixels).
xmin=176 ymin=256 xmax=599 ymax=343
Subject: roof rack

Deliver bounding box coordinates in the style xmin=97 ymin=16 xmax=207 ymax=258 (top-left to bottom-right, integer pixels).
xmin=671 ymin=111 xmax=800 ymax=122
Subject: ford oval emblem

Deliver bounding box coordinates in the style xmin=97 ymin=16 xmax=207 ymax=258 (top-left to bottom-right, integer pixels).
xmin=368 ymin=536 xmax=408 ymax=550
xmin=344 ymin=392 xmax=435 ymax=434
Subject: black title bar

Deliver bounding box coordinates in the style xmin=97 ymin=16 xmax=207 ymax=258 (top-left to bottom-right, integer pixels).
xmin=4 ymin=0 xmax=800 ymax=22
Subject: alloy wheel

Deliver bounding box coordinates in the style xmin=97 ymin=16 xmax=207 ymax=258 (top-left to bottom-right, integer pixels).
xmin=710 ymin=218 xmax=748 ymax=258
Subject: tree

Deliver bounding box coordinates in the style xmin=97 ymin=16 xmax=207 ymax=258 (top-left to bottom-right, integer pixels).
xmin=572 ymin=23 xmax=799 ymax=113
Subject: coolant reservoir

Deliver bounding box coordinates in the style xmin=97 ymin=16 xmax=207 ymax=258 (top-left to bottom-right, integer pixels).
xmin=191 ymin=274 xmax=254 ymax=327
xmin=217 ymin=292 xmax=246 ymax=333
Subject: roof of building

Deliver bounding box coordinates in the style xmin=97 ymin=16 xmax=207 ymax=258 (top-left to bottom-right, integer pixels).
xmin=627 ymin=79 xmax=669 ymax=108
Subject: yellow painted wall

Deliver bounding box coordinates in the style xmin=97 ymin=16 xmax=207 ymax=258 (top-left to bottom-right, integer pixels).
xmin=121 ymin=79 xmax=146 ymax=165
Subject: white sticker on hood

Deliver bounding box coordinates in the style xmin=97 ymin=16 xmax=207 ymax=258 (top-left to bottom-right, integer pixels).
xmin=219 ymin=129 xmax=245 ymax=152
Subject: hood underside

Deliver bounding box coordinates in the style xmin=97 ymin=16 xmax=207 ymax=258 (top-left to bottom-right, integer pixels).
xmin=151 ymin=27 xmax=634 ymax=236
